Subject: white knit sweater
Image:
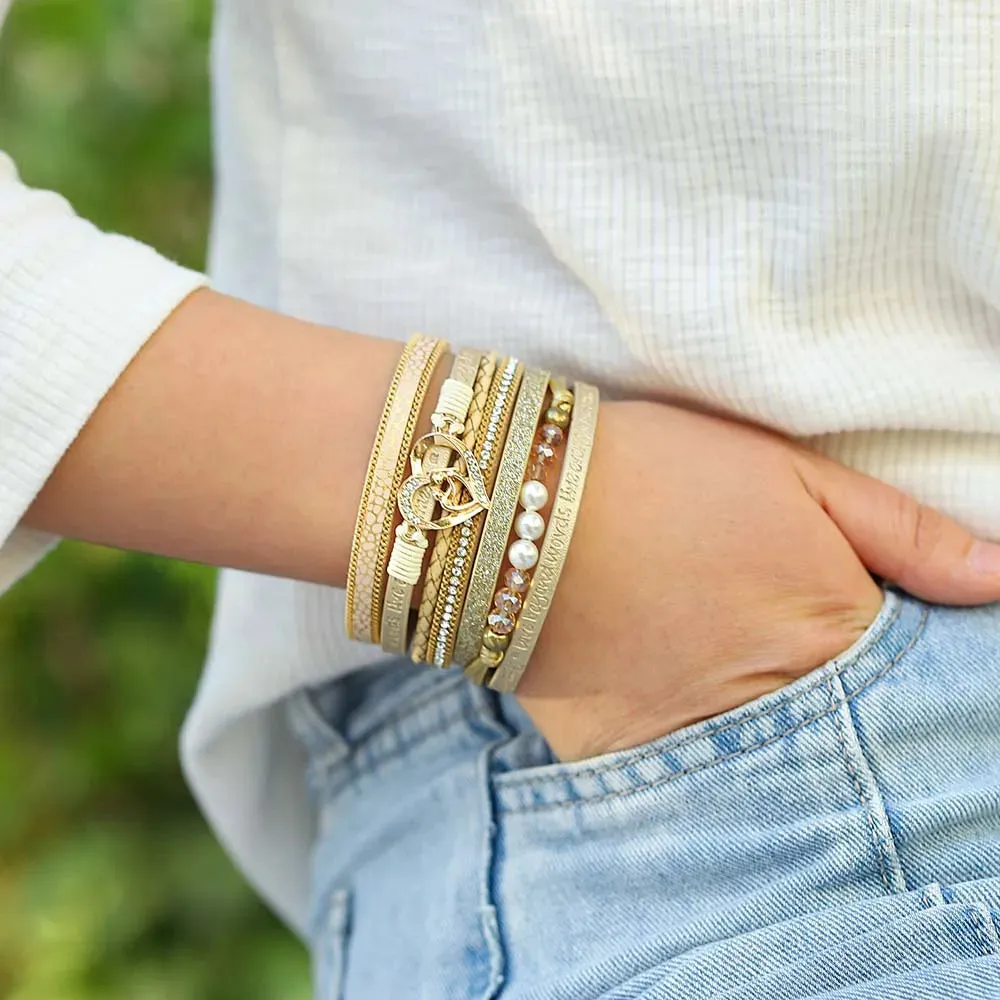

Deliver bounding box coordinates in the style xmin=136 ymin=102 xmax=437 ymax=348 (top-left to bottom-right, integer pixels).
xmin=2 ymin=0 xmax=1000 ymax=934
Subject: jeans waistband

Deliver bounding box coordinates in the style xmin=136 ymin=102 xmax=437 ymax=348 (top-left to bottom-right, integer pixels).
xmin=286 ymin=591 xmax=934 ymax=812
xmin=286 ymin=656 xmax=542 ymax=798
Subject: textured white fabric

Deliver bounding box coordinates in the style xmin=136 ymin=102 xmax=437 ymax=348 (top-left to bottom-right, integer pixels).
xmin=3 ymin=0 xmax=1000 ymax=935
xmin=0 ymin=147 xmax=206 ymax=589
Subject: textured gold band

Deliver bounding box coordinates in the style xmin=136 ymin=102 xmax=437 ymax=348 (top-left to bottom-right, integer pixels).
xmin=426 ymin=358 xmax=525 ymax=668
xmin=410 ymin=353 xmax=497 ymax=663
xmin=380 ymin=348 xmax=483 ymax=655
xmin=453 ymin=367 xmax=549 ymax=668
xmin=344 ymin=334 xmax=447 ymax=644
xmin=488 ymin=381 xmax=599 ymax=692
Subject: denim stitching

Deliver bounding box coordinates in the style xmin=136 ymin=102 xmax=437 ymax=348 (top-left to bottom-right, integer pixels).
xmin=503 ymin=607 xmax=928 ymax=813
xmin=312 ymin=701 xmax=473 ymax=796
xmin=476 ymin=738 xmax=509 ymax=1000
xmin=304 ymin=673 xmax=473 ymax=772
xmin=286 ymin=689 xmax=350 ymax=761
xmin=826 ymin=674 xmax=894 ymax=896
xmin=920 ymin=884 xmax=945 ymax=909
xmin=966 ymin=903 xmax=999 ymax=957
xmin=500 ymin=597 xmax=906 ymax=789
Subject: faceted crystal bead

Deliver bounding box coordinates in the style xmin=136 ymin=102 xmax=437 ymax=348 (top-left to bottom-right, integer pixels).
xmin=526 ymin=462 xmax=547 ymax=483
xmin=540 ymin=423 xmax=564 ymax=446
xmin=505 ymin=568 xmax=530 ymax=593
xmin=494 ymin=588 xmax=522 ymax=616
xmin=487 ymin=610 xmax=516 ymax=635
xmin=534 ymin=442 xmax=556 ymax=464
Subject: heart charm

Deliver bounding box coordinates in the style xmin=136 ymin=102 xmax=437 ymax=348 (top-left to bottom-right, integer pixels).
xmin=398 ymin=433 xmax=492 ymax=531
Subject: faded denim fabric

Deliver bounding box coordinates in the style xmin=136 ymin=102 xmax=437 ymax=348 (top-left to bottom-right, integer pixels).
xmin=287 ymin=590 xmax=1000 ymax=998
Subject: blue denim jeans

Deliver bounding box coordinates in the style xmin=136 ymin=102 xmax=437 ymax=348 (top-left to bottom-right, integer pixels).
xmin=287 ymin=590 xmax=1000 ymax=998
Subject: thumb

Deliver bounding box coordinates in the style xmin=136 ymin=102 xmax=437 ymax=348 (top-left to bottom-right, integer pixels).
xmin=798 ymin=452 xmax=1000 ymax=606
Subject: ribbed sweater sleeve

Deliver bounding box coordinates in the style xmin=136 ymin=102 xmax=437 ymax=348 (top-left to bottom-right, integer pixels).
xmin=0 ymin=150 xmax=207 ymax=590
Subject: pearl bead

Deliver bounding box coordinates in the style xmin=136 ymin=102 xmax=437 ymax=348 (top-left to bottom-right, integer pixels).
xmin=515 ymin=510 xmax=545 ymax=541
xmin=520 ymin=480 xmax=548 ymax=512
xmin=508 ymin=538 xmax=539 ymax=571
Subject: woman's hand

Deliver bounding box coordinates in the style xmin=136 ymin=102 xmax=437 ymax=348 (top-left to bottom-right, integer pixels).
xmin=518 ymin=400 xmax=1000 ymax=760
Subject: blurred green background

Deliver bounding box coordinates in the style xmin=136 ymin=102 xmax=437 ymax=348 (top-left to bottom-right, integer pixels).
xmin=0 ymin=2 xmax=310 ymax=997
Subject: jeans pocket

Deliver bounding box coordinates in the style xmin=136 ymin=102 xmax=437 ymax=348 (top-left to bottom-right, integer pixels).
xmin=493 ymin=586 xmax=910 ymax=801
xmin=486 ymin=591 xmax=940 ymax=997
xmin=313 ymin=887 xmax=352 ymax=1000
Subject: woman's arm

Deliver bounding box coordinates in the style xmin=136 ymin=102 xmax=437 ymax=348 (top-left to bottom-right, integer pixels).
xmin=20 ymin=286 xmax=1000 ymax=762
xmin=24 ymin=288 xmax=444 ymax=587
xmin=3 ymin=135 xmax=998 ymax=759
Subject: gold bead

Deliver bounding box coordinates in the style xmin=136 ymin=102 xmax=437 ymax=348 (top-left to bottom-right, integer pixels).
xmin=544 ymin=407 xmax=570 ymax=430
xmin=482 ymin=629 xmax=511 ymax=653
xmin=555 ymin=395 xmax=574 ymax=413
xmin=478 ymin=646 xmax=505 ymax=668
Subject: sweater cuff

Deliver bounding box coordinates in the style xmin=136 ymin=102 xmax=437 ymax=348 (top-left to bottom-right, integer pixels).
xmin=0 ymin=214 xmax=207 ymax=585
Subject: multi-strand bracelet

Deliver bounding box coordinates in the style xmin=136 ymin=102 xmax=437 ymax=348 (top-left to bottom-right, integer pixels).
xmin=345 ymin=336 xmax=598 ymax=692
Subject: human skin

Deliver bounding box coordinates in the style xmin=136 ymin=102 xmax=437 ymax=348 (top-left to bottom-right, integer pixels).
xmin=24 ymin=289 xmax=1000 ymax=759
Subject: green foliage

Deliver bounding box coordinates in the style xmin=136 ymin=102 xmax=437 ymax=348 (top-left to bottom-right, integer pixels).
xmin=0 ymin=3 xmax=310 ymax=996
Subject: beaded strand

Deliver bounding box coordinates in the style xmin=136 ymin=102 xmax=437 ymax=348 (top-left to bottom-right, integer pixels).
xmin=466 ymin=382 xmax=574 ymax=680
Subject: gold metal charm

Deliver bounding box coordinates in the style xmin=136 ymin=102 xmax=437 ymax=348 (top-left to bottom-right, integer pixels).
xmin=398 ymin=432 xmax=492 ymax=531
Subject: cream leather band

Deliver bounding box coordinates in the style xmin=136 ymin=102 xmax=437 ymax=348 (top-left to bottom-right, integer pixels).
xmin=344 ymin=335 xmax=447 ymax=643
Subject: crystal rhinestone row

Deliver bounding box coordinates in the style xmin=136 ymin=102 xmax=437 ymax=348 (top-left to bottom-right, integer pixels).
xmin=433 ymin=359 xmax=520 ymax=667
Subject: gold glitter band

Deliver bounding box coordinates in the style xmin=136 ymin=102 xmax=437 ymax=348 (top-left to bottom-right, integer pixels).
xmin=344 ymin=334 xmax=447 ymax=644
xmin=453 ymin=367 xmax=550 ymax=669
xmin=487 ymin=381 xmax=599 ymax=692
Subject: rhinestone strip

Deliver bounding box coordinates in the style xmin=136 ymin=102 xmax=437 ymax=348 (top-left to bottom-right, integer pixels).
xmin=431 ymin=359 xmax=523 ymax=667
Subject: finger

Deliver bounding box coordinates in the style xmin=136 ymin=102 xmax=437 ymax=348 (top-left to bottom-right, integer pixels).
xmin=797 ymin=453 xmax=1000 ymax=606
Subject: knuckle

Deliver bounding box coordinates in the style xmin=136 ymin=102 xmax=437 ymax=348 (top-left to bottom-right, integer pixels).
xmin=904 ymin=497 xmax=945 ymax=558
